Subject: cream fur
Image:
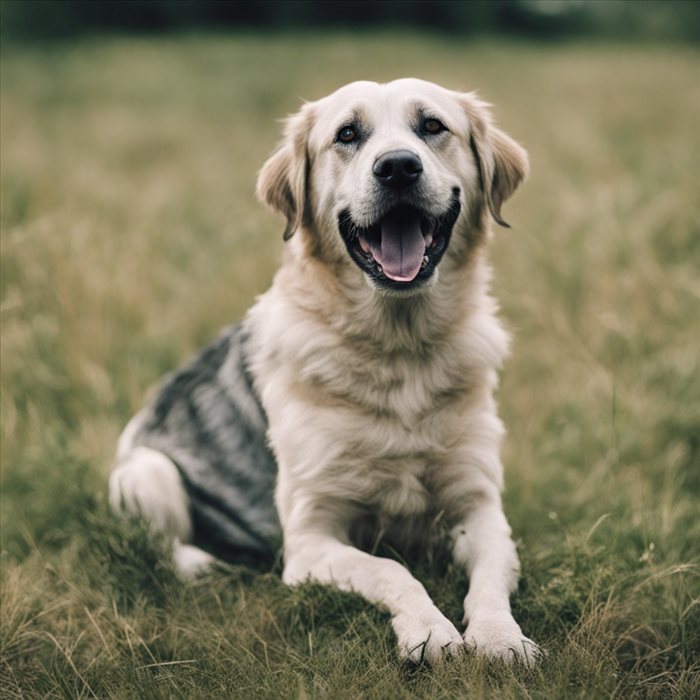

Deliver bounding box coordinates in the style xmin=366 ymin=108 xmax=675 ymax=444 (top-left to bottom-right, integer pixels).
xmin=248 ymin=79 xmax=538 ymax=665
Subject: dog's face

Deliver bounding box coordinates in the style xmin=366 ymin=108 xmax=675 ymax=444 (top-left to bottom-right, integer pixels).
xmin=258 ymin=79 xmax=528 ymax=293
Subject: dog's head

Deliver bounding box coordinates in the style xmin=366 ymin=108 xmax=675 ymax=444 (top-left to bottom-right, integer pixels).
xmin=257 ymin=79 xmax=528 ymax=293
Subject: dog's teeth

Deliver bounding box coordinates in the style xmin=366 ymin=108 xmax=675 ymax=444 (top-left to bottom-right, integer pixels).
xmin=376 ymin=264 xmax=383 ymax=274
xmin=421 ymin=256 xmax=429 ymax=269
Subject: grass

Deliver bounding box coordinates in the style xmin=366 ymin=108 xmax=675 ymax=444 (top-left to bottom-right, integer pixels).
xmin=1 ymin=32 xmax=699 ymax=698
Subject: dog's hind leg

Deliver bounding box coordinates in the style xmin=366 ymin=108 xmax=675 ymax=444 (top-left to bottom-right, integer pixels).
xmin=109 ymin=445 xmax=215 ymax=579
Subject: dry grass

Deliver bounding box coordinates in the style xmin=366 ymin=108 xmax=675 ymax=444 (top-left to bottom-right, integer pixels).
xmin=1 ymin=34 xmax=699 ymax=698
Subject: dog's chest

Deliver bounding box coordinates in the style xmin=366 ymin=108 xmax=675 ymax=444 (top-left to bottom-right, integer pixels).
xmin=248 ymin=292 xmax=489 ymax=522
xmin=316 ymin=354 xmax=467 ymax=518
xmin=328 ymin=339 xmax=467 ymax=428
xmin=299 ymin=334 xmax=469 ymax=484
xmin=359 ymin=453 xmax=433 ymax=518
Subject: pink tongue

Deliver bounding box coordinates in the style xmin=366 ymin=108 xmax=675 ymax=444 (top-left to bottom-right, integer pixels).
xmin=370 ymin=210 xmax=426 ymax=282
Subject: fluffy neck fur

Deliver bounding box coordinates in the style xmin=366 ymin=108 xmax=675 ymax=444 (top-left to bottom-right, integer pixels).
xmin=243 ymin=213 xmax=509 ymax=434
xmin=276 ymin=217 xmax=495 ymax=354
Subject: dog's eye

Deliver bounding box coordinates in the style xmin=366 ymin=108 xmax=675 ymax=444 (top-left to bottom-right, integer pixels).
xmin=422 ymin=118 xmax=447 ymax=135
xmin=337 ymin=126 xmax=358 ymax=144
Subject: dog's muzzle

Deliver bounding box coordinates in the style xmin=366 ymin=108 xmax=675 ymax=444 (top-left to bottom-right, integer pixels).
xmin=338 ymin=189 xmax=461 ymax=291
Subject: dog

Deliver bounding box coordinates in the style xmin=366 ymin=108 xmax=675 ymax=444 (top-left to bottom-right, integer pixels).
xmin=109 ymin=78 xmax=539 ymax=666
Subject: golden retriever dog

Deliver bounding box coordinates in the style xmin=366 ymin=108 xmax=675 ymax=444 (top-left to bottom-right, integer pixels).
xmin=110 ymin=78 xmax=538 ymax=666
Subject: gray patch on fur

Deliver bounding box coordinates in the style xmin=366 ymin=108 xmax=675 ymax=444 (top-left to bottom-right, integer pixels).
xmin=127 ymin=324 xmax=280 ymax=562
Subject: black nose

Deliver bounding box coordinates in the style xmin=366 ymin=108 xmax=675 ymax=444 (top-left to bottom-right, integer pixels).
xmin=372 ymin=150 xmax=423 ymax=189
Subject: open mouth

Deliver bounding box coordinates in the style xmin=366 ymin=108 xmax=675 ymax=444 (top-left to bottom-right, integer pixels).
xmin=338 ymin=190 xmax=461 ymax=290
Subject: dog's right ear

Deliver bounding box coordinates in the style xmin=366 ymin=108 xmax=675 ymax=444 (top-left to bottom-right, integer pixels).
xmin=257 ymin=104 xmax=315 ymax=240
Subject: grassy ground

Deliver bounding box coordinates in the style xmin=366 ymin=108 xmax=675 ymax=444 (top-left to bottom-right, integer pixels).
xmin=1 ymin=33 xmax=699 ymax=698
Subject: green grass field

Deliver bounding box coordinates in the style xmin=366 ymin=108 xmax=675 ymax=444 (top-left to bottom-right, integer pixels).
xmin=1 ymin=33 xmax=699 ymax=698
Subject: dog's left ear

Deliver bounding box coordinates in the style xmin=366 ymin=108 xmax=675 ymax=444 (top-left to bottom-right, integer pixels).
xmin=257 ymin=103 xmax=315 ymax=240
xmin=461 ymin=94 xmax=529 ymax=228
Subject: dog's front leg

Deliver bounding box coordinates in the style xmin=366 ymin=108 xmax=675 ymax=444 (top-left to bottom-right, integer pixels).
xmin=452 ymin=501 xmax=540 ymax=666
xmin=283 ymin=530 xmax=464 ymax=664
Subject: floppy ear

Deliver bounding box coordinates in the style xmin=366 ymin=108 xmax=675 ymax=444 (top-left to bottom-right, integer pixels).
xmin=462 ymin=95 xmax=529 ymax=228
xmin=256 ymin=104 xmax=315 ymax=240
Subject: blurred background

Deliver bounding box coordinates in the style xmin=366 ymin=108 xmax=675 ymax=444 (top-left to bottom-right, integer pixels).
xmin=2 ymin=2 xmax=699 ymax=697
xmin=2 ymin=0 xmax=699 ymax=42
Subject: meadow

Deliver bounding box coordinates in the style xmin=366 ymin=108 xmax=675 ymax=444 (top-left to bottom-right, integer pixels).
xmin=1 ymin=33 xmax=699 ymax=698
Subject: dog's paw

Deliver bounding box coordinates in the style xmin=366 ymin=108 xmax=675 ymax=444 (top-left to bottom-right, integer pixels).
xmin=172 ymin=539 xmax=216 ymax=580
xmin=463 ymin=613 xmax=540 ymax=668
xmin=392 ymin=608 xmax=465 ymax=665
